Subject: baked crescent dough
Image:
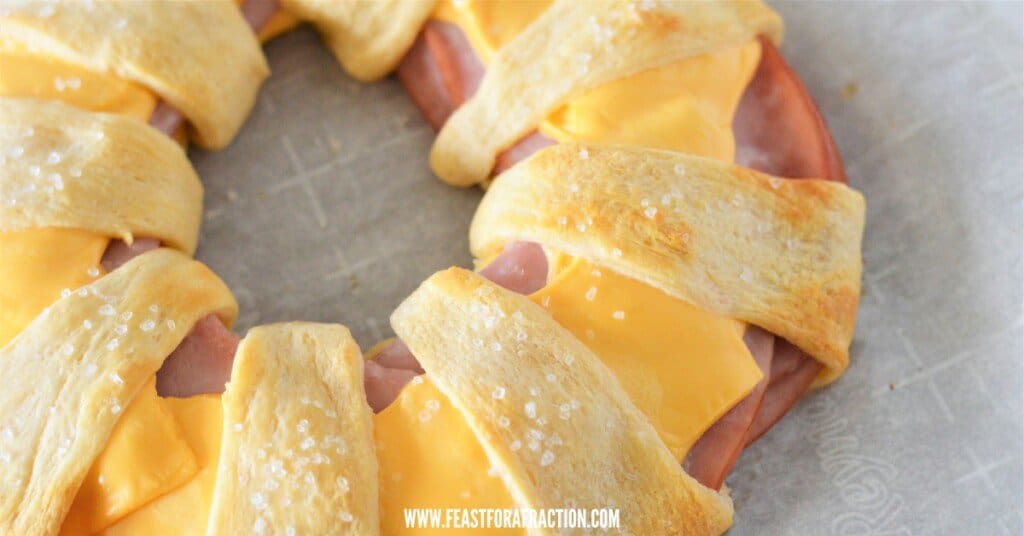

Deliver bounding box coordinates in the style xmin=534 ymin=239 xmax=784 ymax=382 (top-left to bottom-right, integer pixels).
xmin=282 ymin=0 xmax=435 ymax=82
xmin=470 ymin=143 xmax=865 ymax=384
xmin=208 ymin=322 xmax=379 ymax=535
xmin=0 ymin=0 xmax=269 ymax=149
xmin=430 ymin=0 xmax=782 ymax=186
xmin=0 ymin=98 xmax=203 ymax=253
xmin=392 ymin=267 xmax=734 ymax=535
xmin=0 ymin=249 xmax=236 ymax=536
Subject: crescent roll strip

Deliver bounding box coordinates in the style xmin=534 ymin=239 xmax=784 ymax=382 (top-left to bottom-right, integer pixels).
xmin=392 ymin=268 xmax=734 ymax=535
xmin=430 ymin=0 xmax=783 ymax=186
xmin=471 ymin=143 xmax=865 ymax=384
xmin=0 ymin=98 xmax=202 ymax=252
xmin=0 ymin=249 xmax=236 ymax=536
xmin=282 ymin=0 xmax=436 ymax=82
xmin=208 ymin=322 xmax=379 ymax=535
xmin=0 ymin=0 xmax=268 ymax=149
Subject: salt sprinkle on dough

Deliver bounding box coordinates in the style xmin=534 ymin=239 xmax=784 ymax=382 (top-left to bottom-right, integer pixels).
xmin=471 ymin=143 xmax=865 ymax=384
xmin=208 ymin=322 xmax=379 ymax=536
xmin=392 ymin=267 xmax=734 ymax=535
xmin=0 ymin=249 xmax=236 ymax=536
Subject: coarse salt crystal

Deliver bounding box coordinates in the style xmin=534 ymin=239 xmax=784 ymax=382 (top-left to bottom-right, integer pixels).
xmin=524 ymin=401 xmax=537 ymax=419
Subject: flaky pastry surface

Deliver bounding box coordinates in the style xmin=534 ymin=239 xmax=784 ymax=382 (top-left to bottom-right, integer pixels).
xmin=0 ymin=249 xmax=236 ymax=536
xmin=0 ymin=98 xmax=202 ymax=252
xmin=430 ymin=0 xmax=782 ymax=185
xmin=0 ymin=0 xmax=268 ymax=149
xmin=208 ymin=322 xmax=379 ymax=535
xmin=471 ymin=143 xmax=865 ymax=383
xmin=392 ymin=268 xmax=734 ymax=535
xmin=283 ymin=0 xmax=436 ymax=82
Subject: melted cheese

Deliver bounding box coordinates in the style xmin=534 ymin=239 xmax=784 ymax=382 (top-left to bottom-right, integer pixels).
xmin=0 ymin=6 xmax=288 ymax=131
xmin=259 ymin=10 xmax=300 ymax=41
xmin=0 ymin=37 xmax=157 ymax=122
xmin=529 ymin=256 xmax=762 ymax=459
xmin=432 ymin=0 xmax=761 ymax=162
xmin=100 ymin=394 xmax=224 ymax=536
xmin=60 ymin=379 xmax=198 ymax=535
xmin=0 ymin=228 xmax=109 ymax=348
xmin=375 ymin=377 xmax=519 ymax=534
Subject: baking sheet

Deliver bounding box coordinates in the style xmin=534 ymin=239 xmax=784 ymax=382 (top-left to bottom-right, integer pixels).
xmin=189 ymin=2 xmax=1024 ymax=533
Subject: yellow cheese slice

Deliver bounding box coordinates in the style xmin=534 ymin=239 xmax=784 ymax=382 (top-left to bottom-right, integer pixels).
xmin=0 ymin=37 xmax=156 ymax=122
xmin=391 ymin=267 xmax=735 ymax=534
xmin=432 ymin=0 xmax=761 ymax=162
xmin=259 ymin=11 xmax=300 ymax=41
xmin=529 ymin=256 xmax=762 ymax=459
xmin=375 ymin=377 xmax=518 ymax=534
xmin=60 ymin=379 xmax=197 ymax=535
xmin=100 ymin=394 xmax=224 ymax=536
xmin=0 ymin=4 xmax=285 ymax=135
xmin=0 ymin=228 xmax=108 ymax=348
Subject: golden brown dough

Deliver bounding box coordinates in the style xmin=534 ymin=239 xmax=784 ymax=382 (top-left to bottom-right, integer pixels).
xmin=392 ymin=267 xmax=734 ymax=535
xmin=208 ymin=323 xmax=379 ymax=535
xmin=471 ymin=143 xmax=865 ymax=384
xmin=0 ymin=249 xmax=236 ymax=536
xmin=430 ymin=0 xmax=782 ymax=186
xmin=282 ymin=0 xmax=436 ymax=81
xmin=0 ymin=1 xmax=268 ymax=149
xmin=0 ymin=98 xmax=202 ymax=253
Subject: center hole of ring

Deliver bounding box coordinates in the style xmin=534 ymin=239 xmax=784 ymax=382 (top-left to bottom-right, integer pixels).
xmin=189 ymin=27 xmax=481 ymax=349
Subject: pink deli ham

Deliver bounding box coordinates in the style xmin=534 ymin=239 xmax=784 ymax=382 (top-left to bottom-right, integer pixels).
xmin=393 ymin=18 xmax=851 ymax=484
xmin=108 ymin=0 xmax=276 ymax=395
xmin=100 ymin=239 xmax=241 ymax=397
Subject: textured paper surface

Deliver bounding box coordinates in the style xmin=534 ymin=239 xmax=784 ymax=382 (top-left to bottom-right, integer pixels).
xmin=189 ymin=2 xmax=1023 ymax=533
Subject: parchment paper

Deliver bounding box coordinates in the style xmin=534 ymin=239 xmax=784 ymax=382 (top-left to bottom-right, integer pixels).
xmin=189 ymin=2 xmax=1024 ymax=533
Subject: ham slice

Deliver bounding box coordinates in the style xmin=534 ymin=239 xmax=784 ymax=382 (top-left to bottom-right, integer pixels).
xmin=743 ymin=338 xmax=822 ymax=445
xmin=423 ymin=20 xmax=484 ymax=108
xmin=398 ymin=23 xmax=847 ymax=183
xmin=108 ymin=0 xmax=278 ymax=396
xmin=100 ymin=239 xmax=241 ymax=397
xmin=148 ymin=101 xmax=188 ymax=138
xmin=364 ymin=359 xmax=419 ymax=412
xmin=368 ymin=240 xmax=818 ymax=489
xmin=683 ymin=326 xmax=773 ymax=489
xmin=362 ymin=241 xmax=550 ymax=412
xmin=733 ymin=37 xmax=847 ymax=183
xmin=398 ymin=27 xmax=458 ymax=130
xmin=478 ymin=241 xmax=549 ymax=295
xmin=396 ymin=20 xmax=849 ymax=467
xmin=156 ymin=313 xmax=241 ymax=397
xmin=240 ymin=0 xmax=280 ymax=31
xmin=100 ymin=237 xmax=161 ymax=272
xmin=474 ymin=243 xmax=791 ymax=489
xmin=374 ymin=339 xmax=425 ymax=373
xmin=397 ymin=20 xmax=557 ymax=174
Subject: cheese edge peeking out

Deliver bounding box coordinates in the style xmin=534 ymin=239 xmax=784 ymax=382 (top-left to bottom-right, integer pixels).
xmin=99 ymin=394 xmax=224 ymax=536
xmin=0 ymin=228 xmax=109 ymax=348
xmin=0 ymin=5 xmax=287 ymax=129
xmin=528 ymin=255 xmax=763 ymax=459
xmin=0 ymin=37 xmax=157 ymax=122
xmin=60 ymin=378 xmax=199 ymax=535
xmin=431 ymin=0 xmax=761 ymax=162
xmin=374 ymin=377 xmax=520 ymax=535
